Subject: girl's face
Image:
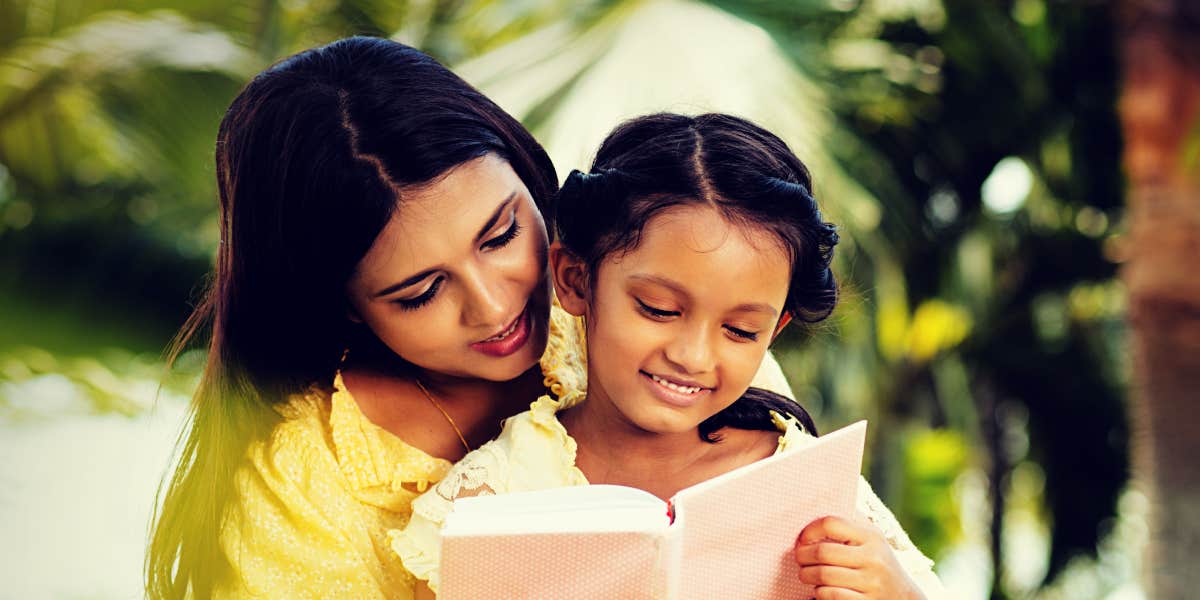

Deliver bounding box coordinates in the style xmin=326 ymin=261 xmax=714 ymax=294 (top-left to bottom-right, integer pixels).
xmin=346 ymin=153 xmax=551 ymax=382
xmin=558 ymin=204 xmax=791 ymax=434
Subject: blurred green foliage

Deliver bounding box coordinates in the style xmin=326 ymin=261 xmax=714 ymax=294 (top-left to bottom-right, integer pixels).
xmin=0 ymin=1 xmax=1130 ymax=597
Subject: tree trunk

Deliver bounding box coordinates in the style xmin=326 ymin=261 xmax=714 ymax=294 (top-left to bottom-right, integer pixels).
xmin=1117 ymin=2 xmax=1200 ymax=598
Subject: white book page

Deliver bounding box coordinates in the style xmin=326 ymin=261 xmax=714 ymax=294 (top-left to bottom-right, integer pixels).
xmin=443 ymin=484 xmax=669 ymax=536
xmin=670 ymin=421 xmax=865 ymax=505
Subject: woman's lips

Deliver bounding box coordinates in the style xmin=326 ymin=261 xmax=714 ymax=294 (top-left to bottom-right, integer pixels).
xmin=640 ymin=370 xmax=712 ymax=408
xmin=470 ymin=307 xmax=531 ymax=357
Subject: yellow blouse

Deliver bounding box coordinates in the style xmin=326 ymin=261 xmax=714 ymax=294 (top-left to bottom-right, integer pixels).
xmin=212 ymin=301 xmax=795 ymax=598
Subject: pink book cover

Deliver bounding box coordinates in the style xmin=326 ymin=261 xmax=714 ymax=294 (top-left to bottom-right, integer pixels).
xmin=439 ymin=529 xmax=668 ymax=599
xmin=670 ymin=420 xmax=866 ymax=599
xmin=437 ymin=421 xmax=866 ymax=600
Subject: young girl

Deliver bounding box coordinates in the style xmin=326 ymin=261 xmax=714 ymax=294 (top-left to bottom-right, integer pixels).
xmin=392 ymin=113 xmax=946 ymax=599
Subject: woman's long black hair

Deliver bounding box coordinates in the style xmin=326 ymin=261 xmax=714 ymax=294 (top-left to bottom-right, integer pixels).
xmin=147 ymin=37 xmax=557 ymax=598
xmin=554 ymin=112 xmax=838 ymax=441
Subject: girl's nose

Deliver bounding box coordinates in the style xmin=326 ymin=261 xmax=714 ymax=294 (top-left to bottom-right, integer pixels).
xmin=663 ymin=325 xmax=716 ymax=375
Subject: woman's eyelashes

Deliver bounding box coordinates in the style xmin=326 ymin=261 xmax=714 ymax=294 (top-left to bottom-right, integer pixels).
xmin=391 ymin=212 xmax=521 ymax=312
xmin=634 ymin=297 xmax=761 ymax=341
xmin=395 ymin=276 xmax=444 ymax=311
xmin=481 ymin=211 xmax=522 ymax=251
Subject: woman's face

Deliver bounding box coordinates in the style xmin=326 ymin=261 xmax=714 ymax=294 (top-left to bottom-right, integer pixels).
xmin=563 ymin=204 xmax=791 ymax=434
xmin=346 ymin=153 xmax=551 ymax=382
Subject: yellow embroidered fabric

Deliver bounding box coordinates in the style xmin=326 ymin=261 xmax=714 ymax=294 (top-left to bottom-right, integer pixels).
xmin=213 ymin=376 xmax=450 ymax=599
xmin=212 ymin=302 xmax=586 ymax=598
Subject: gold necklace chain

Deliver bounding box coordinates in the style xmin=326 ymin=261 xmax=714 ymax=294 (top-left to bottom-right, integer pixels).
xmin=414 ymin=378 xmax=471 ymax=454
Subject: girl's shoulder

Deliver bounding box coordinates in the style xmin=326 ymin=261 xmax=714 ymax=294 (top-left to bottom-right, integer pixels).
xmin=706 ymin=412 xmax=800 ymax=472
xmin=772 ymin=411 xmax=812 ymax=453
xmin=426 ymin=394 xmax=585 ymax=504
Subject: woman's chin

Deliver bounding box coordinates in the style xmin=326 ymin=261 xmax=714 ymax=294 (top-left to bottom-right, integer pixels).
xmin=470 ymin=348 xmax=545 ymax=383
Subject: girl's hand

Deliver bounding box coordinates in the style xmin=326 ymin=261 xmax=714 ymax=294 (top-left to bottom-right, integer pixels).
xmin=793 ymin=516 xmax=925 ymax=600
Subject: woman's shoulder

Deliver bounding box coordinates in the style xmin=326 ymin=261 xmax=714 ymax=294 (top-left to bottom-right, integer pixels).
xmin=250 ymin=376 xmax=452 ymax=498
xmin=217 ymin=387 xmax=415 ymax=599
xmin=231 ymin=387 xmax=338 ymax=486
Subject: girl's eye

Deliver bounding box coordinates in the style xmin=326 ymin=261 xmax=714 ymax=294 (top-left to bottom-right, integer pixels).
xmin=724 ymin=325 xmax=760 ymax=342
xmin=481 ymin=213 xmax=522 ymax=250
xmin=395 ymin=276 xmax=444 ymax=311
xmin=635 ymin=298 xmax=680 ymax=320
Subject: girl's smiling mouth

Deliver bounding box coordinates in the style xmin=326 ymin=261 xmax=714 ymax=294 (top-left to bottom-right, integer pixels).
xmin=639 ymin=370 xmax=713 ymax=407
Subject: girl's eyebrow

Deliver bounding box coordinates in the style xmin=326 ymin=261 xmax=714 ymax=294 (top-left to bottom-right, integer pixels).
xmin=729 ymin=302 xmax=778 ymax=317
xmin=628 ymin=274 xmax=778 ymax=317
xmin=628 ymin=273 xmax=689 ymax=297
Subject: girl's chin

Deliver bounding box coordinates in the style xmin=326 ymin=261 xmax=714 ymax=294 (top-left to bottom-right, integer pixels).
xmin=625 ymin=410 xmax=705 ymax=437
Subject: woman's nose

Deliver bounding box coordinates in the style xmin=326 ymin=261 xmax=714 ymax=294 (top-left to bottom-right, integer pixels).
xmin=460 ymin=266 xmax=509 ymax=329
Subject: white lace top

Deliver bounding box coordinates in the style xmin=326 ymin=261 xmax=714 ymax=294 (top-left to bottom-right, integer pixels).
xmin=389 ymin=377 xmax=948 ymax=598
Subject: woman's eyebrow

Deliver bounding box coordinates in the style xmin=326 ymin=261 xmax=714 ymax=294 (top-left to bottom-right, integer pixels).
xmin=374 ymin=268 xmax=437 ymax=298
xmin=373 ymin=192 xmax=520 ymax=298
xmin=473 ymin=192 xmax=517 ymax=243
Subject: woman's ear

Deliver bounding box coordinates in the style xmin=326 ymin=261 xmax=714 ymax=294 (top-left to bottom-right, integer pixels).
xmin=346 ymin=303 xmax=364 ymax=324
xmin=549 ymin=241 xmax=589 ymax=317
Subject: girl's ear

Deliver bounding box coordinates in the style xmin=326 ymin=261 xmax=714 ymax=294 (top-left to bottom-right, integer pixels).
xmin=770 ymin=312 xmax=792 ymax=342
xmin=346 ymin=303 xmax=364 ymax=324
xmin=549 ymin=241 xmax=589 ymax=316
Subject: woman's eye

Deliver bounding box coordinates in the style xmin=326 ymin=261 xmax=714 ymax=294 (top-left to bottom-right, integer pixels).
xmin=481 ymin=213 xmax=522 ymax=250
xmin=724 ymin=325 xmax=760 ymax=342
xmin=635 ymin=298 xmax=680 ymax=320
xmin=395 ymin=277 xmax=444 ymax=311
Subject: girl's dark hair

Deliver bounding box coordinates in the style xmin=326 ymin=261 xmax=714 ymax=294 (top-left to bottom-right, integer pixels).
xmin=148 ymin=37 xmax=556 ymax=598
xmin=554 ymin=112 xmax=836 ymax=442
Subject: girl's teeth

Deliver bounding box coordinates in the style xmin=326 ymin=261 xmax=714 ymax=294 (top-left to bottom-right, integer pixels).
xmin=650 ymin=373 xmax=701 ymax=394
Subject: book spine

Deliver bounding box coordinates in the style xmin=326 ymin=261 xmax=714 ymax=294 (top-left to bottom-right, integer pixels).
xmin=662 ymin=515 xmax=686 ymax=599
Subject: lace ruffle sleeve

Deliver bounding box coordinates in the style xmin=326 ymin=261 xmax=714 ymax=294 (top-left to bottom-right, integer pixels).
xmin=389 ymin=444 xmax=509 ymax=594
xmin=855 ymin=477 xmax=950 ymax=600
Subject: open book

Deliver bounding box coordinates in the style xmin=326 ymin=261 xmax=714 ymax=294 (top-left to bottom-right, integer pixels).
xmin=437 ymin=420 xmax=867 ymax=600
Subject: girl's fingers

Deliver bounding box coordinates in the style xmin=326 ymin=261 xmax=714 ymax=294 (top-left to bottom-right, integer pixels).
xmin=797 ymin=515 xmax=869 ymax=546
xmin=814 ymin=586 xmax=868 ymax=600
xmin=797 ymin=564 xmax=866 ymax=590
xmin=794 ymin=541 xmax=865 ymax=569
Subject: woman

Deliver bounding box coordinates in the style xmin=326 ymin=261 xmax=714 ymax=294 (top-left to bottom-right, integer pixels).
xmin=146 ymin=37 xmax=794 ymax=598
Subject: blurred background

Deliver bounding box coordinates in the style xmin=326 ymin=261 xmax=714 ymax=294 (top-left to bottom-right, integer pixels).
xmin=2 ymin=0 xmax=1196 ymax=598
